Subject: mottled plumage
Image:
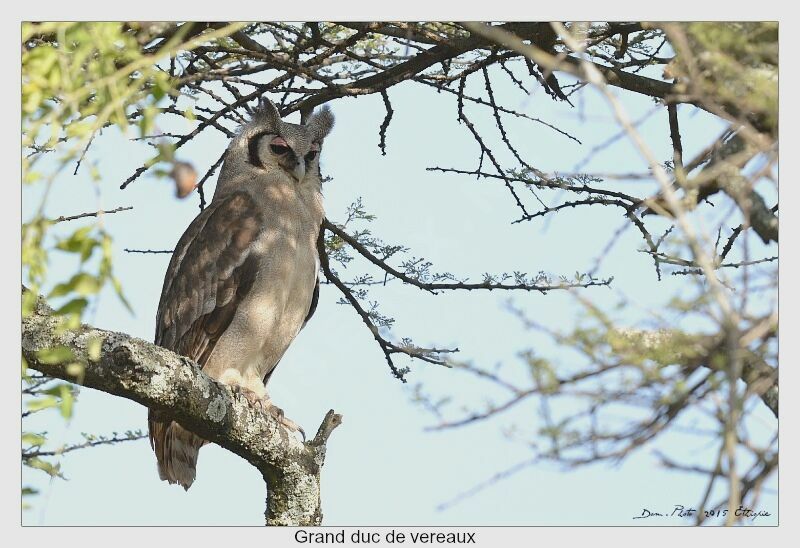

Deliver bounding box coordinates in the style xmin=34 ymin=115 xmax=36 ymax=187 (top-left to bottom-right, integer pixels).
xmin=149 ymin=98 xmax=334 ymax=489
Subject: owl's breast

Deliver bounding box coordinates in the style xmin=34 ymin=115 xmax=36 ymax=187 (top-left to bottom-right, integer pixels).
xmin=200 ymin=194 xmax=321 ymax=392
xmin=254 ymin=214 xmax=318 ymax=341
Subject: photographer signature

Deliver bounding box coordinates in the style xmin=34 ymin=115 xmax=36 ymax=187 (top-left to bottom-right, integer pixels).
xmin=633 ymin=505 xmax=771 ymax=521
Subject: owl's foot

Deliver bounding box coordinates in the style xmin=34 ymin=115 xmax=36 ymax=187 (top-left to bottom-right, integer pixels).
xmin=230 ymin=386 xmax=305 ymax=441
xmin=230 ymin=385 xmax=262 ymax=407
xmin=265 ymin=403 xmax=306 ymax=442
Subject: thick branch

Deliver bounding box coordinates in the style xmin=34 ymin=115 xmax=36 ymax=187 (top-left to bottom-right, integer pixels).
xmin=290 ymin=23 xmax=555 ymax=115
xmin=642 ymin=132 xmax=778 ymax=244
xmin=20 ymin=290 xmax=341 ymax=526
xmin=461 ymin=23 xmax=675 ymax=102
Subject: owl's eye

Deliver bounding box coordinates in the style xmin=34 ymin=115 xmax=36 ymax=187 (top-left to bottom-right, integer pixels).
xmin=269 ymin=136 xmax=290 ymax=155
xmin=305 ymin=143 xmax=320 ymax=162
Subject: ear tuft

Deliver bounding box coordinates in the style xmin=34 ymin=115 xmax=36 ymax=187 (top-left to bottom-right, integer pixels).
xmin=308 ymin=105 xmax=335 ymax=141
xmin=251 ymin=96 xmax=281 ymax=129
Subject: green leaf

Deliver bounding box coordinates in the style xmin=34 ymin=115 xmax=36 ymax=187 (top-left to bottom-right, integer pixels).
xmin=42 ymin=383 xmax=73 ymax=397
xmin=55 ymin=225 xmax=93 ymax=251
xmin=54 ymin=298 xmax=88 ymax=316
xmin=55 ymin=226 xmax=99 ymax=263
xmin=22 ymin=433 xmax=47 ymax=447
xmin=87 ymin=336 xmax=103 ymax=361
xmin=111 ymin=276 xmax=133 ymax=314
xmin=55 ymin=314 xmax=81 ymax=333
xmin=49 ymin=272 xmax=102 ymax=298
xmin=35 ymin=346 xmax=75 ymax=364
xmin=21 ymin=289 xmax=39 ymax=318
xmin=23 ymin=170 xmax=43 ymax=184
xmin=58 ymin=385 xmax=74 ymax=419
xmin=64 ymin=119 xmax=95 ymax=139
xmin=66 ymin=362 xmax=85 ymax=378
xmin=25 ymin=457 xmax=63 ymax=478
xmin=26 ymin=396 xmax=58 ymax=412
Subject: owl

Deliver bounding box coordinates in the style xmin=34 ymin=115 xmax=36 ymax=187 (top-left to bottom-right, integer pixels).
xmin=148 ymin=97 xmax=334 ymax=490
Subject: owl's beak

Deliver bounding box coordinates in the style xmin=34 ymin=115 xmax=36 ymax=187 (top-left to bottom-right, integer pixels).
xmin=291 ymin=161 xmax=306 ymax=183
xmin=279 ymin=150 xmax=306 ymax=182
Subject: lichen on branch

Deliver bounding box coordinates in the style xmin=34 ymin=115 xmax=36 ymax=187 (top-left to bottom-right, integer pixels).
xmin=21 ymin=288 xmax=341 ymax=526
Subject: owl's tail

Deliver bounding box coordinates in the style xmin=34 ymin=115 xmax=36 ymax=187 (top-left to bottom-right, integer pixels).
xmin=148 ymin=411 xmax=207 ymax=490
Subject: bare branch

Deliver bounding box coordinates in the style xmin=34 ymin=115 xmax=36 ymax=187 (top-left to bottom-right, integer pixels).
xmin=50 ymin=206 xmax=133 ymax=224
xmin=323 ymin=219 xmax=612 ymax=293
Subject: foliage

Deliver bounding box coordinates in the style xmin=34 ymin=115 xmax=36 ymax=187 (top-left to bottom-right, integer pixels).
xmin=21 ymin=21 xmax=243 ymax=507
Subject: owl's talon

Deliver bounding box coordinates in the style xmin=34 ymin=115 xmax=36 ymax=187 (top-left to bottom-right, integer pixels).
xmin=268 ymin=404 xmax=285 ymax=421
xmin=230 ymin=387 xmax=304 ymax=439
xmin=231 ymin=385 xmax=262 ymax=407
xmin=266 ymin=403 xmax=305 ymax=440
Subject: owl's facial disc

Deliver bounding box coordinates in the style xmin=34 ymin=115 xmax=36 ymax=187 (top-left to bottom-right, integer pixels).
xmin=268 ymin=136 xmax=305 ymax=182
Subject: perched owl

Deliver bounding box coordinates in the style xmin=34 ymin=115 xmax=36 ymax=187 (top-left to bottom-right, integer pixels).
xmin=148 ymin=97 xmax=334 ymax=490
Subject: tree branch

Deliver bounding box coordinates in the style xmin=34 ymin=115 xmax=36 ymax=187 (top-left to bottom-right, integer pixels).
xmin=460 ymin=22 xmax=675 ymax=102
xmin=322 ymin=219 xmax=612 ymax=293
xmin=613 ymin=327 xmax=778 ymax=418
xmin=20 ymin=289 xmax=342 ymax=526
xmin=50 ymin=206 xmax=133 ymax=224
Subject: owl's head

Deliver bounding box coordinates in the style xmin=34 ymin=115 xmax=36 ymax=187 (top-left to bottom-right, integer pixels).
xmin=227 ymin=97 xmax=334 ymax=185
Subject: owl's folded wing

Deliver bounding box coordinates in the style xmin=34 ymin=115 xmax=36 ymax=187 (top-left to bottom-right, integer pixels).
xmin=154 ymin=191 xmax=264 ymax=366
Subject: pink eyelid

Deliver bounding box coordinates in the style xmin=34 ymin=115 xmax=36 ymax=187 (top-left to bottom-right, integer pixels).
xmin=270 ymin=136 xmax=289 ymax=147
